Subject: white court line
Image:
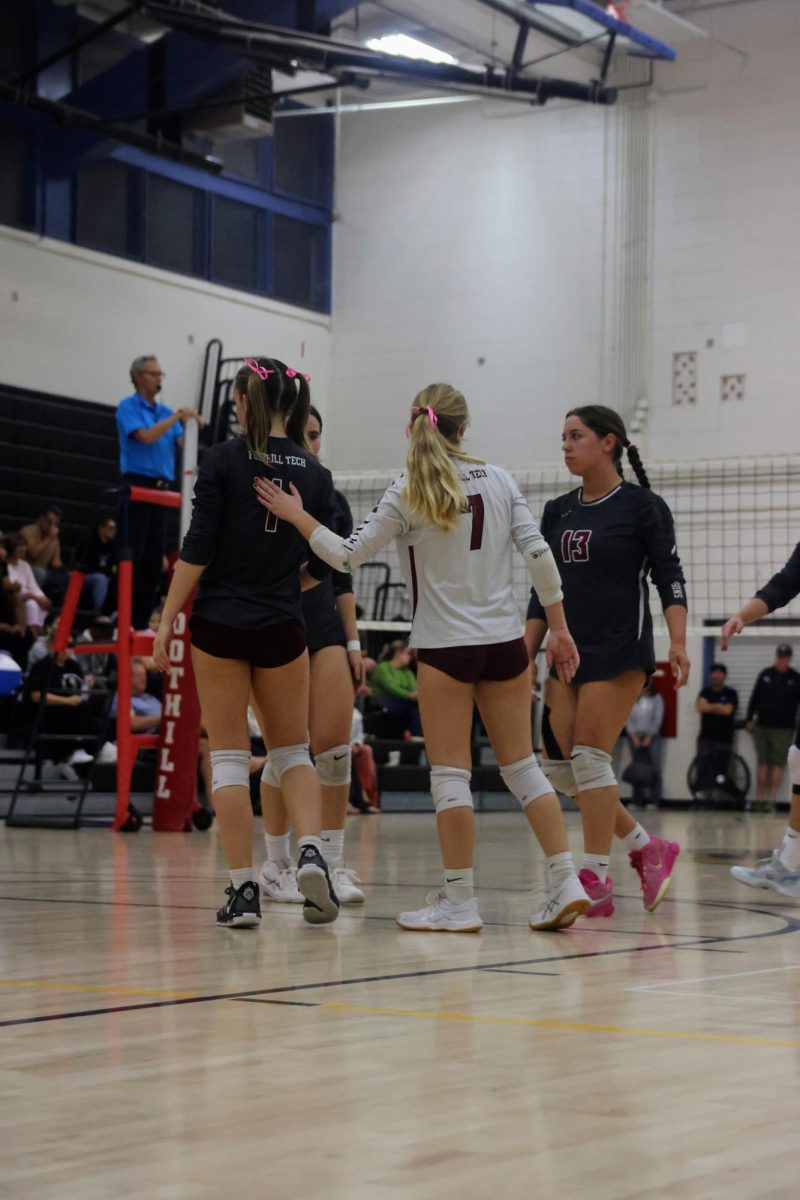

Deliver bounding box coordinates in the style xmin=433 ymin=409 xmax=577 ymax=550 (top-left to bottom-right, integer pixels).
xmin=626 ymin=964 xmax=800 ymax=993
xmin=629 ymin=990 xmax=800 ymax=1007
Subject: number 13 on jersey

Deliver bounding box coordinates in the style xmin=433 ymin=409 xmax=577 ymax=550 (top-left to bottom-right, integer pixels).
xmin=561 ymin=529 xmax=592 ymax=563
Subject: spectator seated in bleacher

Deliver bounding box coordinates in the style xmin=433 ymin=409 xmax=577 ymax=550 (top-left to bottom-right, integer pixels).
xmin=25 ymin=630 xmax=100 ymax=780
xmin=75 ymin=614 xmax=116 ymax=688
xmin=109 ymin=658 xmax=212 ymax=799
xmin=19 ymin=505 xmax=68 ymax=605
xmin=28 ymin=611 xmax=59 ymax=669
xmin=0 ymin=535 xmax=30 ymax=668
xmin=369 ymin=639 xmax=423 ymax=737
xmin=78 ymin=513 xmax=118 ymax=614
xmin=4 ymin=532 xmax=53 ymax=636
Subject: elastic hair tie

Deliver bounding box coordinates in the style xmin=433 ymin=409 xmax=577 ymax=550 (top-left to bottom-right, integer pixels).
xmin=286 ymin=368 xmax=311 ymax=382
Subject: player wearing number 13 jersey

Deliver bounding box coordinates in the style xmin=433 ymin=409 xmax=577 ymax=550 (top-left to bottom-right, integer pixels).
xmin=525 ymin=406 xmax=689 ymax=919
xmin=529 ymin=477 xmax=684 ymax=684
xmin=255 ymin=383 xmax=593 ymax=934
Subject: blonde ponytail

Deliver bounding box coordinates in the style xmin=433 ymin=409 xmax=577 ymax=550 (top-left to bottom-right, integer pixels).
xmin=402 ymin=383 xmax=483 ymax=532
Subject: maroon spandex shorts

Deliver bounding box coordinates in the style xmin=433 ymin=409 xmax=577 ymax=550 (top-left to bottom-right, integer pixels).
xmin=416 ymin=637 xmax=529 ymax=684
xmin=190 ymin=617 xmax=306 ymax=669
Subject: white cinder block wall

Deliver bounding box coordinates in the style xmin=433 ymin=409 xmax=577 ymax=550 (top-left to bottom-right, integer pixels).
xmin=649 ymin=0 xmax=800 ymax=460
xmin=0 ymin=229 xmax=331 ymax=412
xmin=328 ymin=99 xmax=613 ymax=473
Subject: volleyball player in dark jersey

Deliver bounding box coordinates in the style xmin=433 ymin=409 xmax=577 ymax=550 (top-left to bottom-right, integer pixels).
xmin=526 ymin=406 xmax=690 ymax=916
xmin=722 ymin=544 xmax=800 ymax=897
xmin=153 ymin=359 xmax=340 ymax=928
xmin=258 ymin=405 xmax=368 ymax=907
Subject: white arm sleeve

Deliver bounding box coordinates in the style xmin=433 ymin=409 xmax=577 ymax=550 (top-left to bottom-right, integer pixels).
xmin=509 ymin=488 xmax=563 ymax=608
xmin=309 ymin=482 xmax=408 ymax=572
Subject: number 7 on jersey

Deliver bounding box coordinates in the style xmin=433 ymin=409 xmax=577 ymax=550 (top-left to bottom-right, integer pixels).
xmin=264 ymin=479 xmax=283 ymax=533
xmin=466 ymin=494 xmax=484 ymax=551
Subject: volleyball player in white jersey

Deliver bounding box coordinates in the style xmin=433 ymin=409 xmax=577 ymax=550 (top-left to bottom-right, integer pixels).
xmin=258 ymin=404 xmax=367 ymax=907
xmin=255 ymin=383 xmax=591 ymax=932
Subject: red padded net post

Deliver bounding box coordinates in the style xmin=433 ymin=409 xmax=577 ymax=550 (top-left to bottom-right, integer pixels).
xmin=152 ymin=595 xmax=202 ymax=831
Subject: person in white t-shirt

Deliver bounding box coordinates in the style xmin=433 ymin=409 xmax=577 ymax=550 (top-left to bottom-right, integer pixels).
xmin=254 ymin=382 xmax=590 ymax=932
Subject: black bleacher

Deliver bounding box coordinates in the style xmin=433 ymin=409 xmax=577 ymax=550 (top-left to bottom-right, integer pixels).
xmin=0 ymin=383 xmax=121 ymax=555
xmin=0 ymin=382 xmax=177 ymax=558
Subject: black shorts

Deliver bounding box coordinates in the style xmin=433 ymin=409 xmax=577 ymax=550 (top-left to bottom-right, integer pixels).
xmin=308 ymin=637 xmax=347 ymax=658
xmin=417 ymin=637 xmax=529 ymax=684
xmin=190 ymin=617 xmax=306 ymax=669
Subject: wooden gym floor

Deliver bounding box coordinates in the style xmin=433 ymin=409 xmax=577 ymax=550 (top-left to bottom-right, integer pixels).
xmin=1 ymin=809 xmax=798 ymax=1200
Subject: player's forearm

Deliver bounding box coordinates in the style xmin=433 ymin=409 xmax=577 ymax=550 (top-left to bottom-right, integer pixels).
xmin=524 ymin=618 xmax=548 ymax=659
xmin=734 ymin=597 xmax=770 ymax=627
xmin=335 ymin=592 xmax=359 ymax=643
xmin=664 ymin=604 xmax=687 ymax=648
xmin=543 ymin=600 xmax=568 ymax=633
xmin=160 ymin=560 xmax=204 ymax=629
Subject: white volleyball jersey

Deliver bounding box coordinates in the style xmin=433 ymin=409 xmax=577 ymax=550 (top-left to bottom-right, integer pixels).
xmin=322 ymin=464 xmax=558 ymax=649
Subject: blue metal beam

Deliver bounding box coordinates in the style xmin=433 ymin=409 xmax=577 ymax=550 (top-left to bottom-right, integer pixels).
xmin=531 ymin=1 xmax=677 ymax=61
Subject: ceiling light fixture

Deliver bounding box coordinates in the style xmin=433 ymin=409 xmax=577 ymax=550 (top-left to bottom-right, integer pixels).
xmin=365 ymin=33 xmax=458 ymax=66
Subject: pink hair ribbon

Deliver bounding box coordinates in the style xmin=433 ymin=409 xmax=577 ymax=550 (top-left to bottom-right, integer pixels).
xmin=244 ymin=358 xmax=274 ymax=379
xmin=286 ymin=368 xmax=311 ymax=381
xmin=411 ymin=405 xmax=438 ymax=428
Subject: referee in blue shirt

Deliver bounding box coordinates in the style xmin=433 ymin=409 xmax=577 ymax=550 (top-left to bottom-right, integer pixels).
xmin=116 ymin=355 xmax=200 ymax=628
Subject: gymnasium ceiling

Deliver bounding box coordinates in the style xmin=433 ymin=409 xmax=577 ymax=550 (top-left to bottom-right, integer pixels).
xmin=1 ymin=1 xmax=745 ymax=170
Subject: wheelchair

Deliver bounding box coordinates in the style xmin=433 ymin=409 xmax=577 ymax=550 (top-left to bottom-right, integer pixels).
xmin=686 ymin=738 xmax=751 ymax=809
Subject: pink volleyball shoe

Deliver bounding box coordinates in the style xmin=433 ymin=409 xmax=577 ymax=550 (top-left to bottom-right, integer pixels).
xmin=629 ymin=837 xmax=680 ymax=912
xmin=577 ymin=869 xmax=615 ymax=917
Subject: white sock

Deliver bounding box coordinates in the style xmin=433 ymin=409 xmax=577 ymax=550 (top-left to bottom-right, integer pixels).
xmin=298 ymin=835 xmax=324 ymax=857
xmin=230 ymin=867 xmax=255 ymax=889
xmin=778 ymin=827 xmax=800 ymax=871
xmin=583 ymin=853 xmax=609 ymax=883
xmin=546 ymin=851 xmax=577 ymax=888
xmin=619 ymin=822 xmax=651 ymax=854
xmin=444 ymin=867 xmax=474 ymax=905
xmin=265 ymin=833 xmax=290 ymax=868
xmin=321 ymin=828 xmax=345 ymax=869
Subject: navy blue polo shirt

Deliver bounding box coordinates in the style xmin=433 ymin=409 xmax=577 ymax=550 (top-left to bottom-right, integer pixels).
xmin=116 ymin=391 xmax=183 ymax=480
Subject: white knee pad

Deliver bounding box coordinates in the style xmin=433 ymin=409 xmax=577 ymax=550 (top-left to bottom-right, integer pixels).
xmin=788 ymin=744 xmax=800 ymax=788
xmin=500 ymin=755 xmax=554 ymax=809
xmin=210 ymin=749 xmax=251 ymax=793
xmin=315 ymin=744 xmax=352 ymax=787
xmin=570 ymin=744 xmax=616 ymax=792
xmin=430 ymin=765 xmax=473 ymax=815
xmin=260 ymin=757 xmax=281 ymax=788
xmin=540 ymin=758 xmax=578 ymax=799
xmin=269 ymin=743 xmax=313 ymax=779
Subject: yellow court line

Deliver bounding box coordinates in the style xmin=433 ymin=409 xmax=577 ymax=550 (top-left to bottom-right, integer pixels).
xmin=0 ymin=979 xmax=197 ymax=1000
xmin=322 ymin=1003 xmax=800 ymax=1049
